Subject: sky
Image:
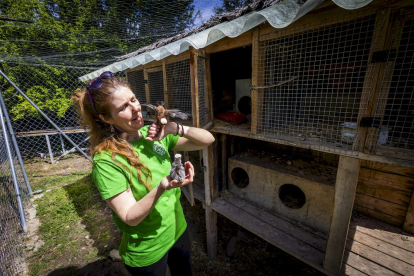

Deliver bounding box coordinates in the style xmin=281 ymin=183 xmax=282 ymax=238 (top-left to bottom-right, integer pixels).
xmin=193 ymin=0 xmax=222 ymax=26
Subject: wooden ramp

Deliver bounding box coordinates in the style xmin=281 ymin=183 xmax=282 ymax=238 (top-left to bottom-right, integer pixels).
xmin=343 ymin=215 xmax=414 ymax=275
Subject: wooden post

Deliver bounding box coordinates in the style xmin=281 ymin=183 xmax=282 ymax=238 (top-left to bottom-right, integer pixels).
xmin=204 ymin=53 xmax=214 ymax=125
xmin=162 ymin=60 xmax=169 ymax=108
xmin=251 ymin=27 xmax=260 ymax=134
xmin=221 ymin=134 xmax=227 ymax=190
xmin=204 ymin=204 xmax=217 ymax=258
xmin=189 ymin=47 xmax=200 ymax=127
xmin=324 ymin=156 xmax=361 ymax=274
xmin=404 ymin=191 xmax=414 ymax=234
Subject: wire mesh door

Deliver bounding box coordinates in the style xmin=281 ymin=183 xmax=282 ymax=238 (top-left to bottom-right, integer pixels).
xmin=165 ymin=59 xmax=193 ymax=126
xmin=255 ymin=12 xmax=377 ymax=155
xmin=127 ymin=69 xmax=147 ymax=104
xmin=197 ymin=55 xmax=210 ymax=128
xmin=365 ymin=10 xmax=414 ymax=159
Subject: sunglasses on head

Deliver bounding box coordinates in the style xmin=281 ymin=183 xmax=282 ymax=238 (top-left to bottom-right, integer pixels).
xmin=86 ymin=71 xmax=115 ymax=113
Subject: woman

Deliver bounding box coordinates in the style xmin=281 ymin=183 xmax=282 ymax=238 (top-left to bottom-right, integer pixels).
xmin=72 ymin=71 xmax=215 ymax=276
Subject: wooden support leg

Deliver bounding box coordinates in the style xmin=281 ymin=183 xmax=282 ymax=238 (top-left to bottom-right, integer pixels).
xmin=403 ymin=191 xmax=414 ymax=234
xmin=324 ymin=156 xmax=361 ymax=274
xmin=204 ymin=204 xmax=217 ymax=259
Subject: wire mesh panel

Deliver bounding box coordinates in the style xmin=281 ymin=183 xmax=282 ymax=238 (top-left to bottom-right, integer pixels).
xmin=128 ymin=70 xmax=147 ymax=103
xmin=0 ymin=130 xmax=29 ymax=276
xmin=147 ymin=70 xmax=165 ymax=104
xmin=197 ymin=56 xmax=209 ymax=127
xmin=165 ymin=59 xmax=193 ymax=126
xmin=256 ymin=13 xmax=376 ymax=155
xmin=367 ymin=12 xmax=414 ymax=157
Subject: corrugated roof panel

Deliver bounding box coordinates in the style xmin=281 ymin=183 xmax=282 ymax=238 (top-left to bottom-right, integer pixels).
xmin=79 ymin=0 xmax=373 ymax=82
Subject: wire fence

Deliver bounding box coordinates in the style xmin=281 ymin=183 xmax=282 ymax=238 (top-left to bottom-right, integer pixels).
xmin=0 ymin=112 xmax=30 ymax=276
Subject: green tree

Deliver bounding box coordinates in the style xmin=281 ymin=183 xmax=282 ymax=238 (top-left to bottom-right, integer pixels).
xmin=214 ymin=0 xmax=254 ymax=15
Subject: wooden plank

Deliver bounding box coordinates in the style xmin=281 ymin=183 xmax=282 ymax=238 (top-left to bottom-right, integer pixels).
xmin=251 ymin=27 xmax=259 ymax=135
xmin=348 ymin=228 xmax=414 ymax=266
xmin=324 ymin=156 xmax=361 ymax=274
xmin=356 ymin=180 xmax=413 ymax=206
xmin=143 ymin=69 xmax=150 ymax=104
xmin=342 ymin=264 xmax=368 ymax=276
xmin=211 ymin=121 xmax=414 ymax=168
xmin=345 ymin=238 xmax=413 ymax=275
xmin=210 ymin=197 xmax=331 ymax=275
xmin=204 ymin=53 xmax=214 ymax=123
xmin=204 ymin=31 xmax=252 ymax=54
xmin=143 ymin=60 xmax=163 ymax=69
xmin=164 ymin=51 xmax=189 ymax=65
xmin=203 ymin=144 xmax=215 ymax=205
xmin=349 ymin=216 xmax=414 ymax=252
xmin=359 ymin=168 xmax=414 ymax=193
xmin=361 ymin=160 xmax=414 ymax=177
xmin=189 ymin=46 xmax=200 ymax=128
xmin=353 ymin=204 xmax=404 ymax=227
xmin=220 ymin=192 xmax=328 ymax=251
xmin=126 ymin=65 xmax=144 ymax=73
xmin=404 ymin=191 xmax=414 ymax=234
xmin=221 ymin=134 xmax=227 ymax=190
xmin=354 ymin=8 xmax=392 ymax=153
xmin=355 ymin=193 xmax=408 ymax=219
xmin=204 ymin=204 xmax=217 ymax=258
xmin=343 ymin=250 xmax=399 ymax=276
xmin=145 ymin=66 xmax=162 ymax=73
xmin=162 ymin=60 xmax=168 ymax=107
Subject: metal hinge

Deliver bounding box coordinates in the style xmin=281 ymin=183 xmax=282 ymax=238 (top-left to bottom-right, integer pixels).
xmin=359 ymin=117 xmax=382 ymax=128
xmin=371 ymin=49 xmax=396 ymax=63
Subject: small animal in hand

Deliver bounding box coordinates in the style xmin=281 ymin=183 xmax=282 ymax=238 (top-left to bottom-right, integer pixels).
xmin=142 ymin=101 xmax=188 ymax=127
xmin=170 ymin=153 xmax=186 ymax=182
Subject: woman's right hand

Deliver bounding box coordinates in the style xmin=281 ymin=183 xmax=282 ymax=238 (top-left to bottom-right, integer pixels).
xmin=159 ymin=161 xmax=195 ymax=191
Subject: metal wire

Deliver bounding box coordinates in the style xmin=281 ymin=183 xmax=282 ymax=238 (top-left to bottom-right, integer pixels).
xmin=368 ymin=14 xmax=414 ymax=155
xmin=148 ymin=70 xmax=165 ymax=105
xmin=165 ymin=59 xmax=193 ymax=126
xmin=256 ymin=13 xmax=377 ymax=155
xmin=128 ymin=70 xmax=147 ymax=104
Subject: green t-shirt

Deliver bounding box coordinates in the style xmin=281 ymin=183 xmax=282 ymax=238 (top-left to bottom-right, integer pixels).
xmin=91 ymin=125 xmax=186 ymax=267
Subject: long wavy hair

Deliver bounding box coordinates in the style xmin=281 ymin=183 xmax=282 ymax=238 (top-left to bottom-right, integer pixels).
xmin=72 ymin=77 xmax=152 ymax=191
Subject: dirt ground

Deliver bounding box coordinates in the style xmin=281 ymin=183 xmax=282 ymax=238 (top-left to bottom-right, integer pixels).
xmin=25 ymin=155 xmax=323 ymax=276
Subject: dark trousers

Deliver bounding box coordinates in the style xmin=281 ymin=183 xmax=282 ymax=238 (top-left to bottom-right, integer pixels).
xmin=125 ymin=229 xmax=192 ymax=276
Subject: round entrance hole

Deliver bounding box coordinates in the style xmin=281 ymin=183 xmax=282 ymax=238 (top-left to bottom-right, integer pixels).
xmin=231 ymin=167 xmax=249 ymax=188
xmin=238 ymin=96 xmax=251 ymax=115
xmin=279 ymin=184 xmax=306 ymax=209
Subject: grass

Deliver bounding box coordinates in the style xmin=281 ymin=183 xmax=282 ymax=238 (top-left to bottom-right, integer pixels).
xmin=25 ymin=155 xmax=323 ymax=276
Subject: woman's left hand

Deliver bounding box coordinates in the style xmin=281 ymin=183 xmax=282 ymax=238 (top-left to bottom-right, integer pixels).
xmin=145 ymin=122 xmax=176 ymax=142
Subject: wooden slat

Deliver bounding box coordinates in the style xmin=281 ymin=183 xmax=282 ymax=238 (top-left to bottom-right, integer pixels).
xmin=404 ymin=191 xmax=414 ymax=234
xmin=345 ymin=238 xmax=413 ymax=275
xmin=342 ymin=264 xmax=368 ymax=276
xmin=343 ymin=250 xmax=399 ymax=276
xmin=220 ymin=192 xmax=327 ymax=251
xmin=361 ymin=160 xmax=414 ymax=177
xmin=355 ymin=193 xmax=407 ymax=219
xmin=204 ymin=204 xmax=217 ymax=258
xmin=324 ymin=156 xmax=360 ymax=274
xmin=204 ymin=31 xmax=252 ymax=54
xmin=353 ymin=204 xmax=404 ymax=226
xmin=356 ymin=180 xmax=413 ymax=206
xmin=349 ymin=217 xmax=414 ymax=253
xmin=210 ymin=197 xmax=329 ymax=275
xmin=251 ymin=28 xmax=259 ymax=135
xmin=164 ymin=51 xmax=189 ymax=65
xmin=189 ymin=46 xmax=200 ymax=128
xmin=359 ymin=168 xmax=414 ymax=193
xmin=348 ymin=228 xmax=414 ymax=266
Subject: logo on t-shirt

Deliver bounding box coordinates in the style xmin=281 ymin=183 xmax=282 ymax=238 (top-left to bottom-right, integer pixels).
xmin=153 ymin=144 xmax=166 ymax=156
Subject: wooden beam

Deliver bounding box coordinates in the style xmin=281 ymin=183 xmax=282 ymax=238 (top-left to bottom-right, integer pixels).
xmin=204 ymin=204 xmax=217 ymax=258
xmin=404 ymin=191 xmax=414 ymax=234
xmin=251 ymin=27 xmax=260 ymax=135
xmin=143 ymin=69 xmax=150 ymax=104
xmin=164 ymin=51 xmax=190 ymax=64
xmin=162 ymin=60 xmax=169 ymax=108
xmin=204 ymin=31 xmax=252 ymax=54
xmin=324 ymin=156 xmax=361 ymax=274
xmin=203 ymin=144 xmax=216 ymax=205
xmin=189 ymin=47 xmax=200 ymax=128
